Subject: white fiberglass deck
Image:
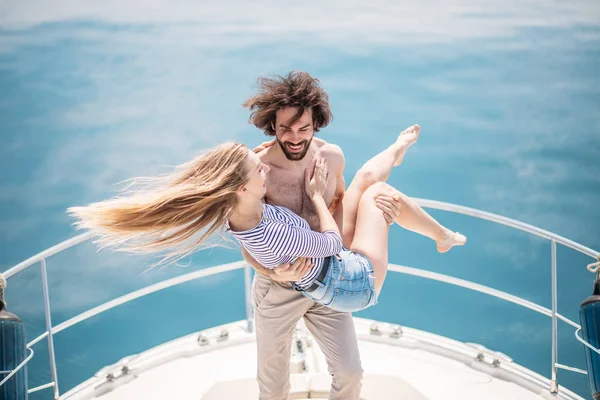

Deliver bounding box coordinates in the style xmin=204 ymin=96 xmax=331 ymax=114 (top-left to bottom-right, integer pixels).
xmin=63 ymin=318 xmax=581 ymax=400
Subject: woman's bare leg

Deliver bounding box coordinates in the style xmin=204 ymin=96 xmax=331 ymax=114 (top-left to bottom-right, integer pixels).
xmin=350 ymin=182 xmax=466 ymax=293
xmin=340 ymin=125 xmax=420 ymax=247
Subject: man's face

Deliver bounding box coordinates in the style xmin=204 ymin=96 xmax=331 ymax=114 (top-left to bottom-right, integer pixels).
xmin=274 ymin=107 xmax=314 ymax=161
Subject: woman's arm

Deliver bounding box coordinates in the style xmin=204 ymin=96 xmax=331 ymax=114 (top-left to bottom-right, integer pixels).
xmin=312 ymin=196 xmax=340 ymax=234
xmin=259 ymin=156 xmax=344 ymax=259
xmin=305 ymin=157 xmax=340 ymax=235
xmin=266 ymin=224 xmax=343 ymax=258
xmin=258 ymin=157 xmax=345 ymax=260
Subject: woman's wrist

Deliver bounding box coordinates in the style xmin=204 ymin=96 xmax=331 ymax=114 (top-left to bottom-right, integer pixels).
xmin=311 ymin=193 xmax=325 ymax=202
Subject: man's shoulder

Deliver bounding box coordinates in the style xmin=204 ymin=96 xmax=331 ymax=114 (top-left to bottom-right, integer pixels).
xmin=314 ymin=139 xmax=344 ymax=168
xmin=257 ymin=144 xmax=277 ymax=163
xmin=313 ymin=137 xmax=342 ymax=154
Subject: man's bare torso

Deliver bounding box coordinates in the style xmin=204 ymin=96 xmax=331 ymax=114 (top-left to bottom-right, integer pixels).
xmin=258 ymin=138 xmax=344 ymax=231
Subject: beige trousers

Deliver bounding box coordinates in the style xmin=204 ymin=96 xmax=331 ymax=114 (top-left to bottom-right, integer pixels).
xmin=252 ymin=273 xmax=363 ymax=400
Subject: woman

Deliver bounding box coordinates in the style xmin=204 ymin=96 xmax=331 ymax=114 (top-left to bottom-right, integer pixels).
xmin=69 ymin=140 xmax=465 ymax=313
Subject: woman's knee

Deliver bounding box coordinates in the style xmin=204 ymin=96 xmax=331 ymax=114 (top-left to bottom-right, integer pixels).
xmin=354 ymin=167 xmax=379 ymax=191
xmin=363 ymin=181 xmax=399 ymax=199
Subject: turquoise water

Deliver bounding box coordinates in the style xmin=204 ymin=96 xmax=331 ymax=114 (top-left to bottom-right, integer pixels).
xmin=1 ymin=1 xmax=600 ymax=398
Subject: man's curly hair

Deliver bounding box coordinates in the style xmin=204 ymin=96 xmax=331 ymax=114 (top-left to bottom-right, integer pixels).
xmin=243 ymin=71 xmax=333 ymax=136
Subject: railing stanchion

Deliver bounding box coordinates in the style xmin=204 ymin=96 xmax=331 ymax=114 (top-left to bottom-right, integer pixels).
xmin=550 ymin=239 xmax=559 ymax=393
xmin=41 ymin=258 xmax=60 ymax=399
xmin=243 ymin=263 xmax=254 ymax=333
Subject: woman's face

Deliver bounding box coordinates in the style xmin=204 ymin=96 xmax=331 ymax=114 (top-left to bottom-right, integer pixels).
xmin=242 ymin=150 xmax=270 ymax=199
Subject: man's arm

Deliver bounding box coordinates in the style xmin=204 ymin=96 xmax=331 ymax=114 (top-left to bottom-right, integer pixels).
xmin=331 ymin=168 xmax=345 ymax=233
xmin=241 ymin=247 xmax=273 ymax=277
xmin=319 ymin=143 xmax=346 ymax=229
xmin=241 ymin=247 xmax=315 ymax=282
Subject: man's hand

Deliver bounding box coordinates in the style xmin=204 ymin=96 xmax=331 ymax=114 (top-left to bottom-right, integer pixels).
xmin=270 ymin=257 xmax=315 ymax=282
xmin=375 ymin=195 xmax=402 ymax=225
xmin=253 ymin=140 xmax=276 ymax=154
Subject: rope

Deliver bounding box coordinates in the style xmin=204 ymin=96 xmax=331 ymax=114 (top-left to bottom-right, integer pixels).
xmin=587 ymin=258 xmax=600 ymax=280
xmin=588 ymin=259 xmax=600 ymax=274
xmin=0 ymin=272 xmax=5 ymax=303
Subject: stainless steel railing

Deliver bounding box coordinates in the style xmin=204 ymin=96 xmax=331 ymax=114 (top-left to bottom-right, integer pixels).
xmin=1 ymin=199 xmax=598 ymax=398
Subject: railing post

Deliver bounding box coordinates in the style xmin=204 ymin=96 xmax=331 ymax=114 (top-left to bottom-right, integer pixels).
xmin=550 ymin=239 xmax=558 ymax=393
xmin=40 ymin=259 xmax=60 ymax=399
xmin=243 ymin=264 xmax=254 ymax=333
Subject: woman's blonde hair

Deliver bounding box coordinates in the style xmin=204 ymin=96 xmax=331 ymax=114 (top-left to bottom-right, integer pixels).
xmin=68 ymin=142 xmax=249 ymax=265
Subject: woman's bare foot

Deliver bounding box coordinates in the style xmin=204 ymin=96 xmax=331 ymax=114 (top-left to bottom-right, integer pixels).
xmin=393 ymin=124 xmax=420 ymax=166
xmin=436 ymin=230 xmax=467 ymax=253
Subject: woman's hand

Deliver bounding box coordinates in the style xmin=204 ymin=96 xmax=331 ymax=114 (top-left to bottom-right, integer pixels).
xmin=305 ymin=156 xmax=329 ymax=199
xmin=375 ymin=195 xmax=402 ymax=225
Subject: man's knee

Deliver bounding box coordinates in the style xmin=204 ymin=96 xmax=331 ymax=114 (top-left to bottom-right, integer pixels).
xmin=332 ymin=364 xmax=364 ymax=387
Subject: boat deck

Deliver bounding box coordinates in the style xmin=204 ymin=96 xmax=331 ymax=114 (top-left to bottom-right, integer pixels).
xmin=63 ymin=318 xmax=582 ymax=400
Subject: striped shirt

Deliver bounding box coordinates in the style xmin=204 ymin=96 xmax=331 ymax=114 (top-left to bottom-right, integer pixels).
xmin=227 ymin=204 xmax=343 ymax=289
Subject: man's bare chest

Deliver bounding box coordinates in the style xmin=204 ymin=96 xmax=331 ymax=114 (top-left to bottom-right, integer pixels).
xmin=265 ymin=167 xmax=310 ymax=218
xmin=264 ymin=164 xmax=336 ymax=226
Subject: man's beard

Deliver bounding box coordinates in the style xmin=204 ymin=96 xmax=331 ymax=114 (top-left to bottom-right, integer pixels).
xmin=277 ymin=138 xmax=312 ymax=161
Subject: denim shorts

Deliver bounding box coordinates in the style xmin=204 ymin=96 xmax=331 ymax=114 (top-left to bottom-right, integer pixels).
xmin=299 ymin=249 xmax=378 ymax=313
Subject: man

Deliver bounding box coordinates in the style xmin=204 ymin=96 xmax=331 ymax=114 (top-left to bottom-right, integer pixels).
xmin=241 ymin=71 xmax=401 ymax=400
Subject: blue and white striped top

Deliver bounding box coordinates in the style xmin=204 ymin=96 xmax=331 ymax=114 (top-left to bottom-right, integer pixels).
xmin=227 ymin=204 xmax=343 ymax=289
